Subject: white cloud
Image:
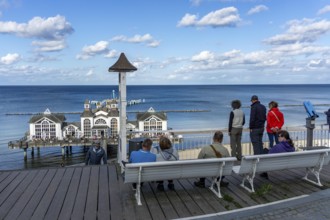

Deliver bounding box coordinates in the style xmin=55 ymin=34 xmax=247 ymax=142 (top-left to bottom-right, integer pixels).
xmin=77 ymin=41 xmax=109 ymax=60
xmin=247 ymin=5 xmax=269 ymax=15
xmin=147 ymin=40 xmax=160 ymax=48
xmin=307 ymin=59 xmax=325 ymax=68
xmin=104 ymin=49 xmax=118 ymax=58
xmin=271 ymin=43 xmax=330 ymax=56
xmin=86 ymin=69 xmax=94 ymax=76
xmin=177 ymin=7 xmax=241 ymax=27
xmin=111 ymin=34 xmax=160 ymax=47
xmin=317 ymin=5 xmax=330 ymax=15
xmin=31 ymin=40 xmax=66 ymax=52
xmin=0 ymin=15 xmax=73 ymax=53
xmin=0 ymin=15 xmax=73 ymax=40
xmin=1 ymin=53 xmax=20 ymax=64
xmin=191 ymin=51 xmax=215 ymax=62
xmin=264 ymin=19 xmax=330 ymax=45
xmin=177 ymin=14 xmax=198 ymax=27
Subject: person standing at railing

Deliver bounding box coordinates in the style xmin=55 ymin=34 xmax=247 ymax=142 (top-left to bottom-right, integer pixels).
xmin=266 ymin=101 xmax=284 ymax=148
xmin=228 ymin=99 xmax=245 ymax=161
xmin=194 ymin=131 xmax=230 ymax=188
xmin=325 ymin=108 xmax=330 ymax=131
xmin=249 ymin=95 xmax=267 ymax=155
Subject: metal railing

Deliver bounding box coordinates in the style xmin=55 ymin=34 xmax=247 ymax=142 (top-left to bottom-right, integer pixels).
xmin=128 ymin=124 xmax=330 ymax=160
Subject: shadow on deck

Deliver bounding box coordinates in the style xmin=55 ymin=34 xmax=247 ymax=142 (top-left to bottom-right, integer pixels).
xmin=1 ymin=162 xmax=330 ymax=220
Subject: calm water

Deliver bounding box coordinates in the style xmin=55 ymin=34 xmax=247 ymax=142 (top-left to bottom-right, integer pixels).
xmin=0 ymin=85 xmax=329 ymax=170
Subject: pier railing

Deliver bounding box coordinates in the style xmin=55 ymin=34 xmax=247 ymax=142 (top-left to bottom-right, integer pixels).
xmin=128 ymin=124 xmax=330 ymax=160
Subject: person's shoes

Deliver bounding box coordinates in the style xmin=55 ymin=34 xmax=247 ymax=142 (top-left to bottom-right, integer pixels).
xmin=220 ymin=180 xmax=229 ymax=187
xmin=194 ymin=181 xmax=205 ymax=188
xmin=168 ymin=183 xmax=175 ymax=190
xmin=157 ymin=183 xmax=165 ymax=191
xmin=260 ymin=172 xmax=269 ymax=179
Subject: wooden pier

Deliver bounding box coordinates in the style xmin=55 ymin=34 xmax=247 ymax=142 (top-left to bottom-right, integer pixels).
xmin=1 ymin=161 xmax=330 ymax=220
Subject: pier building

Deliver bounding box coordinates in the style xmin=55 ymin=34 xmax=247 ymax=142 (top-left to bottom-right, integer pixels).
xmin=23 ymin=100 xmax=168 ymax=145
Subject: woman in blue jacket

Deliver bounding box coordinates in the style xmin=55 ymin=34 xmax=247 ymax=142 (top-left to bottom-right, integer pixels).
xmin=260 ymin=130 xmax=294 ymax=178
xmin=269 ymin=130 xmax=295 ymax=154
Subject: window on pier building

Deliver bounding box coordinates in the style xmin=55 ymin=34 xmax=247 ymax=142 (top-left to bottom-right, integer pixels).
xmin=95 ymin=118 xmax=107 ymax=125
xmin=143 ymin=118 xmax=163 ymax=132
xmin=66 ymin=125 xmax=77 ymax=138
xmin=110 ymin=118 xmax=118 ymax=135
xmin=34 ymin=119 xmax=56 ymax=139
xmin=84 ymin=119 xmax=91 ymax=137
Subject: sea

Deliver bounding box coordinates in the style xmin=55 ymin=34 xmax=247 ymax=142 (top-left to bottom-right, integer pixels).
xmin=0 ymin=85 xmax=329 ymax=171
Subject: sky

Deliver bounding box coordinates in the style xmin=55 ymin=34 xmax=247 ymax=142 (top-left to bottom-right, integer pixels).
xmin=1 ymin=0 xmax=330 ymax=85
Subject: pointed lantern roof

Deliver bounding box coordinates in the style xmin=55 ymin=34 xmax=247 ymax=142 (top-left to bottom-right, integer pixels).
xmin=108 ymin=53 xmax=137 ymax=72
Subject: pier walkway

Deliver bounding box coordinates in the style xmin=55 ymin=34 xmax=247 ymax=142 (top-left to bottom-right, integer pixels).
xmin=1 ymin=161 xmax=330 ymax=220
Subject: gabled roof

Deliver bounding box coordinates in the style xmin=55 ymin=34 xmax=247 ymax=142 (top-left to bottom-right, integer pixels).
xmin=29 ymin=114 xmax=66 ymax=124
xmin=63 ymin=122 xmax=81 ymax=129
xmin=108 ymin=109 xmax=119 ymax=117
xmin=95 ymin=108 xmax=109 ymax=116
xmin=81 ymin=110 xmax=94 ymax=117
xmin=127 ymin=121 xmax=138 ymax=127
xmin=136 ymin=111 xmax=167 ymax=121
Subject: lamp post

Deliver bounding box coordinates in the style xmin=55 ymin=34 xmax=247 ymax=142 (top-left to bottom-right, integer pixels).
xmin=108 ymin=53 xmax=137 ymax=165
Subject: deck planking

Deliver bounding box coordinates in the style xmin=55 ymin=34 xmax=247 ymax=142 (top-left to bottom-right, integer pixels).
xmin=0 ymin=163 xmax=330 ymax=220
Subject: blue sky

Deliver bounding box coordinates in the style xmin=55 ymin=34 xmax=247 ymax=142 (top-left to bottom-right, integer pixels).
xmin=1 ymin=0 xmax=330 ymax=85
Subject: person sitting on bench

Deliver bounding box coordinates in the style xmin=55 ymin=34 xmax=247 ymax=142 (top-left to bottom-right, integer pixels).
xmin=194 ymin=131 xmax=230 ymax=188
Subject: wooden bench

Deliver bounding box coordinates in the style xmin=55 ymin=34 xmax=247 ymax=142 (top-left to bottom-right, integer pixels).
xmin=232 ymin=149 xmax=330 ymax=193
xmin=124 ymin=157 xmax=237 ymax=205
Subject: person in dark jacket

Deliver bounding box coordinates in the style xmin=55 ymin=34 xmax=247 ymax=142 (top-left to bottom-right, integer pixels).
xmin=249 ymin=95 xmax=267 ymax=155
xmin=325 ymin=108 xmax=330 ymax=131
xmin=260 ymin=130 xmax=295 ymax=178
xmin=85 ymin=140 xmax=107 ymax=165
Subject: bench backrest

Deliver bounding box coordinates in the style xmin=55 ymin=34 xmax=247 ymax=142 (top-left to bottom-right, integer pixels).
xmin=236 ymin=149 xmax=330 ymax=174
xmin=125 ymin=157 xmax=237 ymax=183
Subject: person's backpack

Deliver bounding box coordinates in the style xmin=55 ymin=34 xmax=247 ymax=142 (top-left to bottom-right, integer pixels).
xmin=210 ymin=145 xmax=222 ymax=158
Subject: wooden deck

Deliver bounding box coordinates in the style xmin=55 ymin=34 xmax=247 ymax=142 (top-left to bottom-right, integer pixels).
xmin=1 ymin=162 xmax=330 ymax=220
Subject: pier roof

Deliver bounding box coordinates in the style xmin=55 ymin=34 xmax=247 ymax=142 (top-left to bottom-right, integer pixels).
xmin=29 ymin=113 xmax=66 ymax=123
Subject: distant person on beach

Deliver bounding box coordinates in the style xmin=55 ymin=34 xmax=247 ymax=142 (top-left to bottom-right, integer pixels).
xmin=228 ymin=99 xmax=245 ymax=161
xmin=153 ymin=136 xmax=179 ymax=191
xmin=194 ymin=131 xmax=230 ymax=188
xmin=129 ymin=138 xmax=156 ymax=190
xmin=260 ymin=130 xmax=295 ymax=179
xmin=325 ymin=108 xmax=330 ymax=130
xmin=249 ymin=95 xmax=267 ymax=155
xmin=266 ymin=101 xmax=284 ymax=148
xmin=85 ymin=140 xmax=107 ymax=165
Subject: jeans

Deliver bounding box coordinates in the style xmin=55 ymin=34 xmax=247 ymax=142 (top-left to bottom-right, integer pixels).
xmin=230 ymin=127 xmax=243 ymax=160
xmin=250 ymin=128 xmax=264 ymax=155
xmin=267 ymin=132 xmax=279 ymax=148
